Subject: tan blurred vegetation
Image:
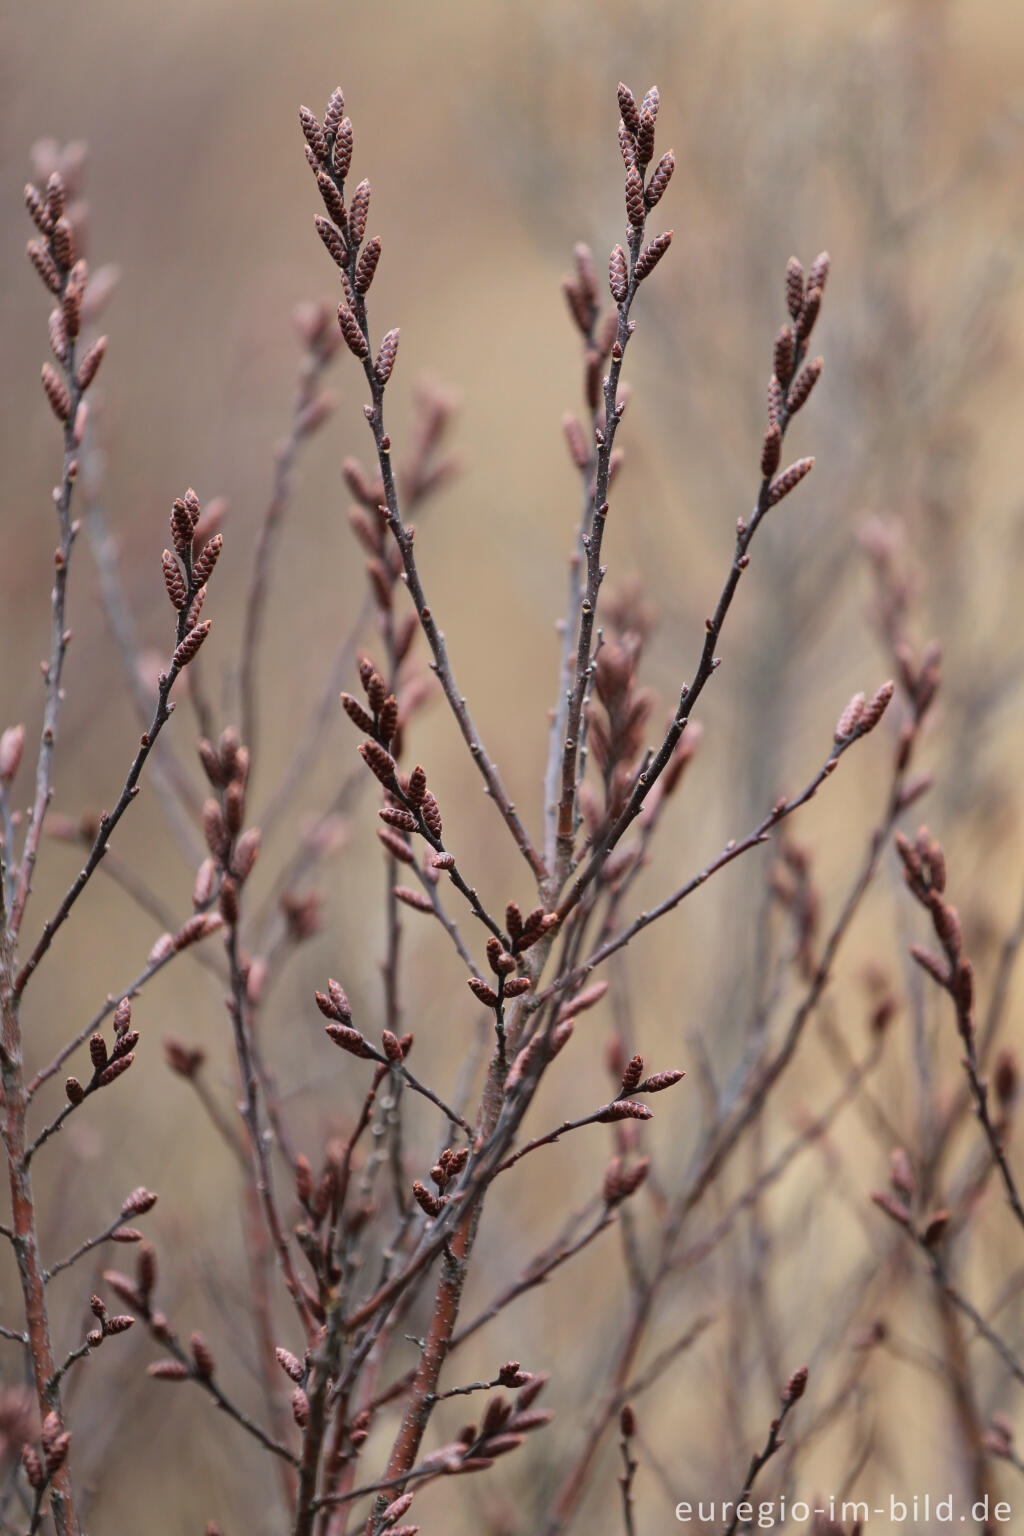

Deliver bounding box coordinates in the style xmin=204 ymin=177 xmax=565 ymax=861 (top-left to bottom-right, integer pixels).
xmin=3 ymin=0 xmax=1024 ymax=1531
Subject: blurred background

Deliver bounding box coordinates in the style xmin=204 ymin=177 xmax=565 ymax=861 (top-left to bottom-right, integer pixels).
xmin=2 ymin=0 xmax=1024 ymax=1531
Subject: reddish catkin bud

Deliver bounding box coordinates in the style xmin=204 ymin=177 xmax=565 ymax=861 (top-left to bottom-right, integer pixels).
xmin=25 ymin=182 xmax=51 ymax=232
xmin=996 ymin=1048 xmax=1019 ymax=1110
xmin=173 ymin=620 xmax=212 ymax=670
xmin=558 ymin=980 xmax=608 ymax=1020
xmin=784 ymin=1366 xmax=809 ymax=1403
xmin=621 ymin=1054 xmax=644 ymax=1094
xmin=808 ymin=250 xmax=831 ymax=294
xmin=65 ymin=1077 xmax=84 ymax=1105
xmin=624 ymin=166 xmax=645 ymax=228
xmin=202 ymin=799 xmax=229 ymax=862
xmin=349 ymin=179 xmax=371 ymax=244
xmin=62 ymin=262 xmax=86 ymax=338
xmin=314 ymin=214 xmax=348 ymax=266
xmin=164 ymin=1038 xmax=204 ymax=1077
xmin=288 ymin=1388 xmax=308 ymax=1431
xmin=493 ymin=946 xmax=517 ymax=977
xmin=505 ymin=903 xmax=523 ymax=945
xmin=381 ymin=1493 xmax=415 ymax=1523
xmin=860 ymin=679 xmax=895 ymax=731
xmin=162 ymin=550 xmax=188 ymax=610
xmin=380 ymin=806 xmax=418 ymax=832
xmin=767 ymin=373 xmax=783 ymax=427
xmin=597 ymin=1099 xmax=653 ymax=1123
xmin=932 ymin=897 xmax=963 ymax=957
xmin=149 ymin=1359 xmax=190 ymax=1381
xmin=295 ymin=1153 xmax=314 ymax=1207
xmin=509 ymin=1407 xmax=553 ymax=1435
xmin=382 ymin=1030 xmax=403 ymax=1062
xmin=316 ymin=169 xmax=346 ymax=228
xmin=193 ymin=533 xmax=223 ymax=586
xmin=28 ymin=240 xmax=61 ymax=294
xmin=413 ymin=1180 xmax=444 ymax=1217
xmin=191 ymin=1332 xmax=215 ymax=1379
xmin=341 ymin=692 xmax=375 ymax=734
xmin=637 ymin=1069 xmax=685 ymax=1093
xmin=761 ymin=424 xmax=782 ymax=479
xmin=768 ymin=457 xmax=814 ymax=506
xmin=104 ymin=1269 xmax=145 ymax=1309
xmin=773 ymin=325 xmax=795 ymax=385
xmin=504 ymin=977 xmax=531 ymax=997
xmin=170 ymin=498 xmax=193 ymax=553
xmin=232 ymin=827 xmax=261 ymax=882
xmin=354 ymin=236 xmax=382 ymax=294
xmin=394 ymin=886 xmax=434 ymax=913
xmin=48 ymin=308 xmax=68 ymax=363
xmin=481 ymin=1397 xmax=510 ymax=1437
xmin=323 ymin=86 xmax=345 ymax=137
xmin=421 ymin=791 xmax=442 ymax=837
xmin=634 ymin=230 xmax=672 ymax=281
xmin=785 ymin=256 xmax=805 ymax=319
xmin=618 ymin=1158 xmax=650 ymax=1199
xmin=406 ymin=764 xmax=427 ymax=807
xmin=788 ymin=355 xmax=823 ymax=412
xmin=298 ymin=105 xmax=328 ymax=164
xmin=562 ymin=275 xmax=592 ymax=334
xmin=182 ymin=577 xmax=206 ymax=627
xmin=338 ymin=305 xmax=369 ymax=359
xmin=98 ymin=1054 xmax=134 ymax=1087
xmin=645 ymin=149 xmax=674 ymax=208
xmin=43 ymin=1420 xmax=72 ymax=1475
xmin=76 ymin=335 xmax=107 ymax=391
xmin=635 ymin=107 xmax=656 ymax=167
xmin=122 ymin=1187 xmax=158 ymax=1216
xmin=41 ymin=363 xmax=71 ymax=422
xmin=359 ymin=740 xmax=396 ymax=786
xmin=796 ymin=286 xmax=822 ymax=342
xmin=327 ymin=978 xmax=352 ymax=1020
xmin=276 ymin=1347 xmax=304 ymax=1383
xmin=325 ymin=1022 xmax=369 ymax=1057
xmin=174 ymin=912 xmax=223 ymax=951
xmin=197 ymin=736 xmax=225 ymax=787
xmin=617 ymin=119 xmax=636 ymax=171
xmin=22 ymin=1445 xmax=44 ymax=1491
xmin=365 ymin=668 xmax=386 ymax=711
xmin=375 ymin=327 xmax=400 ymax=384
xmin=617 ymin=82 xmax=640 ymax=138
xmin=468 ymin=977 xmax=498 ymax=1007
xmin=834 ymin=692 xmax=866 ymax=742
xmin=378 ymin=694 xmax=399 ymax=744
xmin=478 ymin=1432 xmax=523 ymax=1458
xmin=333 ymin=117 xmax=354 ymax=179
xmin=113 ymin=1029 xmax=139 ymax=1060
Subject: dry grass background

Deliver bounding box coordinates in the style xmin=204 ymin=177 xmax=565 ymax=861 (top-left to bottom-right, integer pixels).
xmin=2 ymin=1 xmax=1024 ymax=1531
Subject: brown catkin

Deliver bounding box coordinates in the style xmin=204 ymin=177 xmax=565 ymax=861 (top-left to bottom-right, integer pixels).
xmin=609 ymin=245 xmax=628 ymax=304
